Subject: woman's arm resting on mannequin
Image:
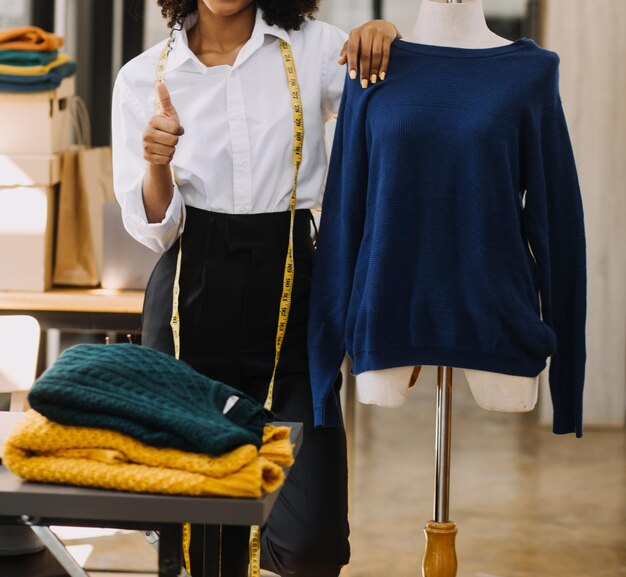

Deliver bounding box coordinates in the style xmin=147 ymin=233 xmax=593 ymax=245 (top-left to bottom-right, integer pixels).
xmin=339 ymin=20 xmax=401 ymax=88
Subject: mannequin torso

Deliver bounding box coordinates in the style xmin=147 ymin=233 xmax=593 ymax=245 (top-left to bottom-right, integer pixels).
xmin=354 ymin=0 xmax=540 ymax=413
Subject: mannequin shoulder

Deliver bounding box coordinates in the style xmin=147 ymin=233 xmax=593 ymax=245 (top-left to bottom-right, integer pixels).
xmin=523 ymin=41 xmax=564 ymax=104
xmin=516 ymin=39 xmax=561 ymax=78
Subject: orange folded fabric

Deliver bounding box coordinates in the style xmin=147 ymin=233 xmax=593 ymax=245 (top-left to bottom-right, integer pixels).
xmin=0 ymin=26 xmax=64 ymax=52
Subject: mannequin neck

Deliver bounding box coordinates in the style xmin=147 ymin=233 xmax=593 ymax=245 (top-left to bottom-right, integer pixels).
xmin=411 ymin=0 xmax=511 ymax=48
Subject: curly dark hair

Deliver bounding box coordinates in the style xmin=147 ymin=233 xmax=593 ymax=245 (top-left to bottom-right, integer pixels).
xmin=157 ymin=0 xmax=319 ymax=31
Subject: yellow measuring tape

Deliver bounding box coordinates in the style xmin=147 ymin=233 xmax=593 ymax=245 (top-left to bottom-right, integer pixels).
xmin=248 ymin=41 xmax=303 ymax=576
xmin=263 ymin=39 xmax=304 ymax=412
xmin=154 ymin=34 xmax=304 ymax=577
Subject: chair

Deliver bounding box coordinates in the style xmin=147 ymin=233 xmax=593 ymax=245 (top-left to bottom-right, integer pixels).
xmin=0 ymin=315 xmax=40 ymax=457
xmin=0 ymin=315 xmax=88 ymax=577
xmin=0 ymin=314 xmax=40 ymax=409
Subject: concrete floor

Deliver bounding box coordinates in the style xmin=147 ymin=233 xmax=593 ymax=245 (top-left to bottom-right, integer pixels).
xmin=57 ymin=367 xmax=626 ymax=577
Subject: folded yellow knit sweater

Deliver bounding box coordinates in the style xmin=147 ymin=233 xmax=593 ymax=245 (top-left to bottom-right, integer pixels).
xmin=3 ymin=411 xmax=294 ymax=499
xmin=0 ymin=26 xmax=64 ymax=52
xmin=0 ymin=53 xmax=70 ymax=76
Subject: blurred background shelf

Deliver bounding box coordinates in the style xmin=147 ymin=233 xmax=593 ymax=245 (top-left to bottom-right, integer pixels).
xmin=0 ymin=288 xmax=143 ymax=315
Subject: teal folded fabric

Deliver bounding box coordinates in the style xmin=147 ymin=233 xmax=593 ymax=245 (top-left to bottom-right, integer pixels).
xmin=0 ymin=61 xmax=76 ymax=92
xmin=28 ymin=344 xmax=270 ymax=456
xmin=0 ymin=49 xmax=58 ymax=66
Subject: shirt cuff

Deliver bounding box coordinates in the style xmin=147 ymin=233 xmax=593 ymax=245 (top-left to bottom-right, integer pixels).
xmin=121 ymin=174 xmax=186 ymax=253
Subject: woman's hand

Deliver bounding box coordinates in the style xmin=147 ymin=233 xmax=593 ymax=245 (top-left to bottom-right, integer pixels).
xmin=339 ymin=20 xmax=401 ymax=88
xmin=142 ymin=82 xmax=185 ymax=223
xmin=143 ymin=82 xmax=185 ymax=166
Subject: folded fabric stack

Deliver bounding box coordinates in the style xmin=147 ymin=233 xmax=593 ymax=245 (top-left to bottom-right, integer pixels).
xmin=0 ymin=26 xmax=76 ymax=92
xmin=3 ymin=344 xmax=294 ymax=498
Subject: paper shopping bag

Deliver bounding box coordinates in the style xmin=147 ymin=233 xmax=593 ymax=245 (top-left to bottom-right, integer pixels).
xmin=53 ymin=144 xmax=115 ymax=286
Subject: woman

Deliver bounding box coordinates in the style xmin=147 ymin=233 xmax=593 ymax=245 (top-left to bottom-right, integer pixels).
xmin=112 ymin=1 xmax=399 ymax=575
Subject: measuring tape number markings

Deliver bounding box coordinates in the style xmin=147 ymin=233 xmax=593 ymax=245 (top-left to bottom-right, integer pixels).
xmin=154 ymin=33 xmax=304 ymax=577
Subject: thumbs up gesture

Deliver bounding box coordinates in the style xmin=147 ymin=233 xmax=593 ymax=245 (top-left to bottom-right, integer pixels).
xmin=143 ymin=82 xmax=185 ymax=166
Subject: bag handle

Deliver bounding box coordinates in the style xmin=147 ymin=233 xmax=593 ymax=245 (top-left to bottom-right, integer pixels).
xmin=68 ymin=94 xmax=92 ymax=148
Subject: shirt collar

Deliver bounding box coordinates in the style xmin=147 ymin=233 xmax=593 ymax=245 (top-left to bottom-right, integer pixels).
xmin=165 ymin=9 xmax=291 ymax=73
xmin=250 ymin=8 xmax=291 ymax=46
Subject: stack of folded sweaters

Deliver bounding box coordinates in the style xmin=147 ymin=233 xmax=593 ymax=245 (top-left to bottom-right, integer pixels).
xmin=3 ymin=344 xmax=294 ymax=498
xmin=0 ymin=26 xmax=76 ymax=92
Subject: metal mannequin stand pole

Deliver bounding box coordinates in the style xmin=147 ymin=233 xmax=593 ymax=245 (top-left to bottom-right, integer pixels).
xmin=434 ymin=367 xmax=454 ymax=524
xmin=422 ymin=366 xmax=458 ymax=577
xmin=422 ymin=4 xmax=461 ymax=575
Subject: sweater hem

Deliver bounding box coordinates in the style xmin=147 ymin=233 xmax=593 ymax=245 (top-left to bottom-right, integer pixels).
xmin=350 ymin=346 xmax=547 ymax=378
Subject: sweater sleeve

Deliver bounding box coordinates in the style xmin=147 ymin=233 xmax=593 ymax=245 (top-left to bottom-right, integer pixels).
xmin=523 ymin=94 xmax=587 ymax=438
xmin=308 ymin=78 xmax=368 ymax=427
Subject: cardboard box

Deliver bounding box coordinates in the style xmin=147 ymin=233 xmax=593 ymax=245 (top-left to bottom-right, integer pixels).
xmin=0 ymin=76 xmax=74 ymax=155
xmin=0 ymin=154 xmax=61 ymax=187
xmin=0 ymin=155 xmax=60 ymax=291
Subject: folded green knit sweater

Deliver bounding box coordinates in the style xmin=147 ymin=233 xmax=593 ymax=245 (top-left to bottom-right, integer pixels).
xmin=28 ymin=344 xmax=269 ymax=456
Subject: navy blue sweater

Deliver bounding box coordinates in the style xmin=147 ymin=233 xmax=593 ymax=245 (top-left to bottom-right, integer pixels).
xmin=309 ymin=39 xmax=586 ymax=436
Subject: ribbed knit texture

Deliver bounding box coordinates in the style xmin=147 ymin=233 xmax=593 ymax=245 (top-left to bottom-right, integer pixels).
xmin=309 ymin=39 xmax=586 ymax=436
xmin=28 ymin=344 xmax=270 ymax=456
xmin=3 ymin=411 xmax=294 ymax=498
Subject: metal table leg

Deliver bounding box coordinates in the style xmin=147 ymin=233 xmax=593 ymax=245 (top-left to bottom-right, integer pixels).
xmin=29 ymin=526 xmax=89 ymax=577
xmin=159 ymin=524 xmax=183 ymax=577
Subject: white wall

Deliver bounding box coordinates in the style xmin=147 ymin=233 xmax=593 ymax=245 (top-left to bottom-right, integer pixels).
xmin=319 ymin=0 xmax=529 ymax=38
xmin=0 ymin=0 xmax=29 ymax=29
xmin=317 ymin=0 xmax=372 ymax=32
xmin=481 ymin=0 xmax=527 ymax=18
xmin=144 ymin=1 xmax=169 ymax=51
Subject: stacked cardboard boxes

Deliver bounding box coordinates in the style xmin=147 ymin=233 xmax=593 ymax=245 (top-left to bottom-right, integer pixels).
xmin=0 ymin=76 xmax=74 ymax=291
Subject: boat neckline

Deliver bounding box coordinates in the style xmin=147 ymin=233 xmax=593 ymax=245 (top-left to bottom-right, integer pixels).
xmin=393 ymin=37 xmax=536 ymax=58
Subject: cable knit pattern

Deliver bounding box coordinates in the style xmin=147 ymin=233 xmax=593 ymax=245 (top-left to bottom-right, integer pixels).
xmin=28 ymin=344 xmax=269 ymax=456
xmin=3 ymin=411 xmax=294 ymax=498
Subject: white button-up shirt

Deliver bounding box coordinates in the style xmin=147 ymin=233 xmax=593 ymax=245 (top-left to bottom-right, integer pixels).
xmin=112 ymin=9 xmax=347 ymax=252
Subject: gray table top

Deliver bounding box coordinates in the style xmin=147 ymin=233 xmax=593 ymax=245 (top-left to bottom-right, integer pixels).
xmin=0 ymin=422 xmax=302 ymax=528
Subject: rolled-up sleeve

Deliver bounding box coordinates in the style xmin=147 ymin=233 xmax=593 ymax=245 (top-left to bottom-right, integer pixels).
xmin=111 ymin=69 xmax=185 ymax=253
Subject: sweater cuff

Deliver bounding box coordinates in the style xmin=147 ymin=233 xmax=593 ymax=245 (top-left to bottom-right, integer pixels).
xmin=314 ymin=392 xmax=343 ymax=429
xmin=552 ymin=409 xmax=583 ymax=438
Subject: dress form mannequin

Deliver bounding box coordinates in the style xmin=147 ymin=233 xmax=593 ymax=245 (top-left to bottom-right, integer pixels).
xmin=354 ymin=0 xmax=540 ymax=413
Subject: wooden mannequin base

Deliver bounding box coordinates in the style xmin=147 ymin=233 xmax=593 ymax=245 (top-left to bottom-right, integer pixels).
xmin=422 ymin=521 xmax=458 ymax=577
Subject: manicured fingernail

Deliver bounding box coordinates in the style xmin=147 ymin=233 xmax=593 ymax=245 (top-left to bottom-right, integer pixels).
xmin=361 ymin=79 xmax=368 ymax=89
xmin=370 ymin=74 xmax=378 ymax=84
xmin=349 ymin=70 xmax=357 ymax=80
xmin=380 ymin=71 xmax=386 ymax=80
